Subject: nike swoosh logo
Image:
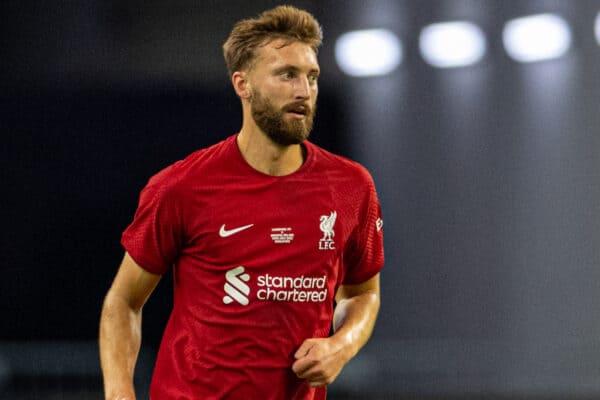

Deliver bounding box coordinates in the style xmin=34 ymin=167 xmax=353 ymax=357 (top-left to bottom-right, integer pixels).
xmin=219 ymin=223 xmax=254 ymax=238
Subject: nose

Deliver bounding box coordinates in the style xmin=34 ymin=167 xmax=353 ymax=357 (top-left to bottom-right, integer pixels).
xmin=293 ymin=76 xmax=311 ymax=100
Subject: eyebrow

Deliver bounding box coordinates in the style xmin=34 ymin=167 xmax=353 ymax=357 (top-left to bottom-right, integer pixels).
xmin=273 ymin=65 xmax=320 ymax=75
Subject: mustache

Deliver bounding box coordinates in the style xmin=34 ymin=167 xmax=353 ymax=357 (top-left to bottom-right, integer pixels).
xmin=283 ymin=101 xmax=313 ymax=115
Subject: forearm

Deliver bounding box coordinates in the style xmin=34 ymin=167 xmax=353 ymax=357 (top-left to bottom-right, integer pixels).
xmin=99 ymin=293 xmax=142 ymax=400
xmin=331 ymin=288 xmax=380 ymax=360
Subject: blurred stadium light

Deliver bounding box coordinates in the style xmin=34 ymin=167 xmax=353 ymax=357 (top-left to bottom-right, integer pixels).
xmin=595 ymin=11 xmax=600 ymax=44
xmin=419 ymin=21 xmax=487 ymax=68
xmin=334 ymin=29 xmax=403 ymax=77
xmin=503 ymin=13 xmax=572 ymax=63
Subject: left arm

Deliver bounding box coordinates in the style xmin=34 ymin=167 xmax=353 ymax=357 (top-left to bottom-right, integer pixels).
xmin=292 ymin=273 xmax=381 ymax=387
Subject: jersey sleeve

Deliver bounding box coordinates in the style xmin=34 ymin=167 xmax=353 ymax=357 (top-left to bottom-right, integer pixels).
xmin=342 ymin=173 xmax=385 ymax=285
xmin=121 ymin=167 xmax=185 ymax=275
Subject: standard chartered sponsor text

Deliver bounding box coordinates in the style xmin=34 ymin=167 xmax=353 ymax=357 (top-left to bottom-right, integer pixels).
xmin=256 ymin=273 xmax=328 ymax=302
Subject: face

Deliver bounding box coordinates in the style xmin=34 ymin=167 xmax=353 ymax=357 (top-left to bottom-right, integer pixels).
xmin=247 ymin=39 xmax=320 ymax=146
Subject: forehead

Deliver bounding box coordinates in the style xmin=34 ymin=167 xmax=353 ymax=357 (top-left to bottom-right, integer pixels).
xmin=253 ymin=39 xmax=319 ymax=71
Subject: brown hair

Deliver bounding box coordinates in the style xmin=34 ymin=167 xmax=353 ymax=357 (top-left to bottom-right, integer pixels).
xmin=223 ymin=5 xmax=323 ymax=76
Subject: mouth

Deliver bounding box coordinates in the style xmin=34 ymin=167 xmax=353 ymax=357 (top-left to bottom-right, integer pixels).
xmin=284 ymin=104 xmax=309 ymax=119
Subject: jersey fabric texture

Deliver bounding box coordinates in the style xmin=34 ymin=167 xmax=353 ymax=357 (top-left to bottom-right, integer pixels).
xmin=121 ymin=134 xmax=384 ymax=400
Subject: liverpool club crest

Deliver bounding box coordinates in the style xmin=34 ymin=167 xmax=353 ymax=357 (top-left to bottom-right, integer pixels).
xmin=319 ymin=211 xmax=337 ymax=250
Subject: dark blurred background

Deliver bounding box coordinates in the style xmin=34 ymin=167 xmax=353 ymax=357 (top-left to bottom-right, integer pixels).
xmin=1 ymin=0 xmax=600 ymax=399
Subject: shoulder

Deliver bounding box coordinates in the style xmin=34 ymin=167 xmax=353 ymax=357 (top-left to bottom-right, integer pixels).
xmin=144 ymin=135 xmax=234 ymax=195
xmin=306 ymin=141 xmax=376 ymax=187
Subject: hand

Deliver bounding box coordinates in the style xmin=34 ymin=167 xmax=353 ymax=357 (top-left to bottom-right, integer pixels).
xmin=291 ymin=337 xmax=351 ymax=387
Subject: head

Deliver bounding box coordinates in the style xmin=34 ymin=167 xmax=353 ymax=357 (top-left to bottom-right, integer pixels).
xmin=223 ymin=6 xmax=323 ymax=146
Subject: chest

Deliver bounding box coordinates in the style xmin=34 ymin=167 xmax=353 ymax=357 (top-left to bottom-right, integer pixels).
xmin=180 ymin=177 xmax=357 ymax=275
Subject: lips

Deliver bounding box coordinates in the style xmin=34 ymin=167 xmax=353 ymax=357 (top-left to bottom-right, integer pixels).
xmin=284 ymin=103 xmax=310 ymax=117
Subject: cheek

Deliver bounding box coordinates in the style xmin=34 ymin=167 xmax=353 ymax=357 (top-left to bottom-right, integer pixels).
xmin=263 ymin=83 xmax=289 ymax=102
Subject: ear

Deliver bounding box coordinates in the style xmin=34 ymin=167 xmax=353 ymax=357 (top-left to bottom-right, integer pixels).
xmin=232 ymin=71 xmax=252 ymax=99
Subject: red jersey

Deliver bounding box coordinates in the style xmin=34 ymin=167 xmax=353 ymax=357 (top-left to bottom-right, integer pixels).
xmin=122 ymin=134 xmax=384 ymax=399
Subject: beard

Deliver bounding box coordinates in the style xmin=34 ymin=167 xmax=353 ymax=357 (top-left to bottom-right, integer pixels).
xmin=250 ymin=90 xmax=315 ymax=146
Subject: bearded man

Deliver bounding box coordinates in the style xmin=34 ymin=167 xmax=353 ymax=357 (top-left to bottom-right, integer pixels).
xmin=99 ymin=5 xmax=384 ymax=400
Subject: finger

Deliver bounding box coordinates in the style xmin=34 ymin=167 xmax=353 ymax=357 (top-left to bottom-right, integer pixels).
xmin=292 ymin=356 xmax=317 ymax=376
xmin=309 ymin=380 xmax=327 ymax=388
xmin=299 ymin=367 xmax=322 ymax=381
xmin=294 ymin=339 xmax=315 ymax=359
xmin=308 ymin=371 xmax=339 ymax=387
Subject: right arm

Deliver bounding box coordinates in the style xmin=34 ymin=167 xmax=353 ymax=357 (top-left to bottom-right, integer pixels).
xmin=99 ymin=252 xmax=162 ymax=400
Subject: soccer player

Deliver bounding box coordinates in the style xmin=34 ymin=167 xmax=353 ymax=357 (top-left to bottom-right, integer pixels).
xmin=99 ymin=5 xmax=384 ymax=399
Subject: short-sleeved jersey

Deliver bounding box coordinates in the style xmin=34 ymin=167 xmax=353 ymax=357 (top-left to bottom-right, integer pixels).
xmin=121 ymin=134 xmax=384 ymax=400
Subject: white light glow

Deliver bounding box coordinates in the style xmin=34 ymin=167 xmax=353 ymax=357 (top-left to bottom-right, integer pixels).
xmin=595 ymin=11 xmax=600 ymax=45
xmin=503 ymin=14 xmax=572 ymax=63
xmin=335 ymin=29 xmax=402 ymax=77
xmin=419 ymin=21 xmax=487 ymax=68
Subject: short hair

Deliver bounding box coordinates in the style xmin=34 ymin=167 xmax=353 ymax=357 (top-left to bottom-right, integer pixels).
xmin=223 ymin=5 xmax=323 ymax=76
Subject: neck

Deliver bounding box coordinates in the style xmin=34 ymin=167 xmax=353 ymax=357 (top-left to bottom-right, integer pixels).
xmin=237 ymin=125 xmax=305 ymax=177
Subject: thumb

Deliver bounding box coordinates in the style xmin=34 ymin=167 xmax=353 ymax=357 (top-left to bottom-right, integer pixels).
xmin=294 ymin=339 xmax=316 ymax=359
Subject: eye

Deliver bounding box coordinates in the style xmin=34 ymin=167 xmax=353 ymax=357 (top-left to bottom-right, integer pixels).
xmin=281 ymin=71 xmax=295 ymax=80
xmin=308 ymin=74 xmax=319 ymax=84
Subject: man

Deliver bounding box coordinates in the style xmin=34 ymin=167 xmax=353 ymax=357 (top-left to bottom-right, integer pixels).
xmin=99 ymin=5 xmax=384 ymax=399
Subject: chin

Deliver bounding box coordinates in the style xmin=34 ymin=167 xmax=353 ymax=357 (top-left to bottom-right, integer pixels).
xmin=267 ymin=130 xmax=310 ymax=147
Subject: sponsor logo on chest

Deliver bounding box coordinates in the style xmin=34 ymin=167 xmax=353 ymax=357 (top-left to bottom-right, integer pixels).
xmin=222 ymin=266 xmax=328 ymax=306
